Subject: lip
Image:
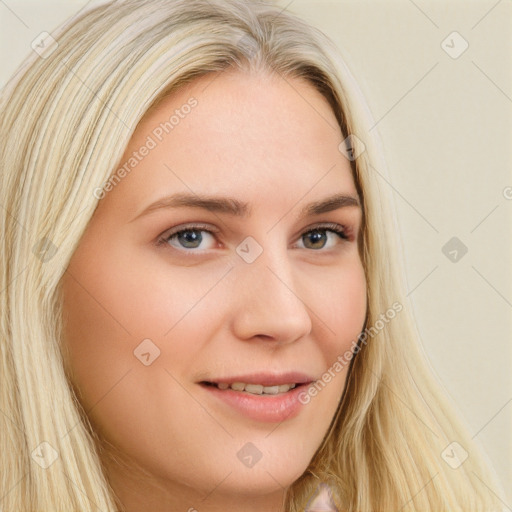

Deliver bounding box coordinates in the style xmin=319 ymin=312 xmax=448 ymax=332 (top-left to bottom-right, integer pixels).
xmin=199 ymin=371 xmax=316 ymax=423
xmin=204 ymin=371 xmax=316 ymax=387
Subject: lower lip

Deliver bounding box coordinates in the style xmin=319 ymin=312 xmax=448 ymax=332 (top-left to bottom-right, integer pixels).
xmin=200 ymin=383 xmax=310 ymax=423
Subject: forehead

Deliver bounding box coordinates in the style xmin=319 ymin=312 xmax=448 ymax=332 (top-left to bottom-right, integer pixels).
xmin=95 ymin=69 xmax=357 ymax=220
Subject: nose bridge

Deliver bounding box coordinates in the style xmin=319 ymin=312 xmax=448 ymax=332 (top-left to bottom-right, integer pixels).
xmin=230 ymin=236 xmax=313 ymax=343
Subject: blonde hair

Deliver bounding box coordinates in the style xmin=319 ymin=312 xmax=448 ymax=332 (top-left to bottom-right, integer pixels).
xmin=0 ymin=0 xmax=504 ymax=510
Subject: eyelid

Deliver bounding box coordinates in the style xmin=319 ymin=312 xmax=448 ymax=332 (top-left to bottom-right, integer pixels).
xmin=296 ymin=221 xmax=350 ymax=240
xmin=157 ymin=222 xmax=219 ymax=244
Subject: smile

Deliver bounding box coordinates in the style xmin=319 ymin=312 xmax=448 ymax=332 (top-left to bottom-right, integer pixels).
xmin=203 ymin=381 xmax=297 ymax=395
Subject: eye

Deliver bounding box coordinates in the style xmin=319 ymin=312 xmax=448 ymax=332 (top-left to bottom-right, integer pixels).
xmin=158 ymin=224 xmax=218 ymax=251
xmin=295 ymin=223 xmax=349 ymax=250
xmin=157 ymin=222 xmax=350 ymax=253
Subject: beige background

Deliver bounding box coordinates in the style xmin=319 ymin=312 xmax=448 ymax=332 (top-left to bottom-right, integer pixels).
xmin=1 ymin=0 xmax=510 ymax=504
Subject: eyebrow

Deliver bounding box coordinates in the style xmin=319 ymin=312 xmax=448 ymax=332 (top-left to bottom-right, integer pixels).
xmin=131 ymin=192 xmax=361 ymax=222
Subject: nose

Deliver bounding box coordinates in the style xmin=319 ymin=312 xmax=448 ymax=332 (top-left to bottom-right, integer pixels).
xmin=229 ymin=247 xmax=313 ymax=345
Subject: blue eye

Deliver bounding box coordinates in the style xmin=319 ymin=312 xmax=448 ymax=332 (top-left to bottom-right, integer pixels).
xmin=175 ymin=230 xmax=205 ymax=249
xmin=160 ymin=225 xmax=217 ymax=250
xmin=158 ymin=223 xmax=349 ymax=252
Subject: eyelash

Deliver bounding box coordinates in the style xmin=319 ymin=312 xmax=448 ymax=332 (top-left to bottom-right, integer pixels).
xmin=156 ymin=222 xmax=351 ymax=252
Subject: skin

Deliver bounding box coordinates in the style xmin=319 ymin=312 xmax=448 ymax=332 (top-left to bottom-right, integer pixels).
xmin=60 ymin=68 xmax=367 ymax=512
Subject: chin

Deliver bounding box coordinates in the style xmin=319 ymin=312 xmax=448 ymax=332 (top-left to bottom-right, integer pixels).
xmin=225 ymin=454 xmax=311 ymax=494
xmin=215 ymin=470 xmax=300 ymax=496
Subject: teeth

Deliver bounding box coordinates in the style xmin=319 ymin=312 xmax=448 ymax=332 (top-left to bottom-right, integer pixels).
xmin=215 ymin=382 xmax=297 ymax=395
xmin=245 ymin=384 xmax=263 ymax=394
xmin=231 ymin=382 xmax=245 ymax=391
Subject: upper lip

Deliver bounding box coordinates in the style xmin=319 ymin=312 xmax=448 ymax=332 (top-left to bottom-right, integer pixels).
xmin=201 ymin=371 xmax=317 ymax=387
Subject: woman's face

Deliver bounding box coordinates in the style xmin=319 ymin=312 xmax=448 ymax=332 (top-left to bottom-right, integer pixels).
xmin=61 ymin=69 xmax=366 ymax=511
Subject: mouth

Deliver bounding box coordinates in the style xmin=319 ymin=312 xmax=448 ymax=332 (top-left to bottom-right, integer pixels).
xmin=200 ymin=381 xmax=302 ymax=396
xmin=200 ymin=379 xmax=313 ymax=422
xmin=198 ymin=373 xmax=316 ymax=423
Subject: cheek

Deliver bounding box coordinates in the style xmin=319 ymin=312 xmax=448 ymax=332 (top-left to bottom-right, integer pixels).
xmin=310 ymin=258 xmax=366 ymax=400
xmin=318 ymin=257 xmax=367 ymax=352
xmin=60 ymin=247 xmax=227 ymax=407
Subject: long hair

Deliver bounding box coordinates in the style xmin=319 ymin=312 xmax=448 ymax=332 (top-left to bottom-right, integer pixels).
xmin=0 ymin=0 xmax=504 ymax=510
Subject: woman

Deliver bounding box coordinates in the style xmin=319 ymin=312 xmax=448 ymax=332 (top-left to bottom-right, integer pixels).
xmin=0 ymin=0 xmax=505 ymax=510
